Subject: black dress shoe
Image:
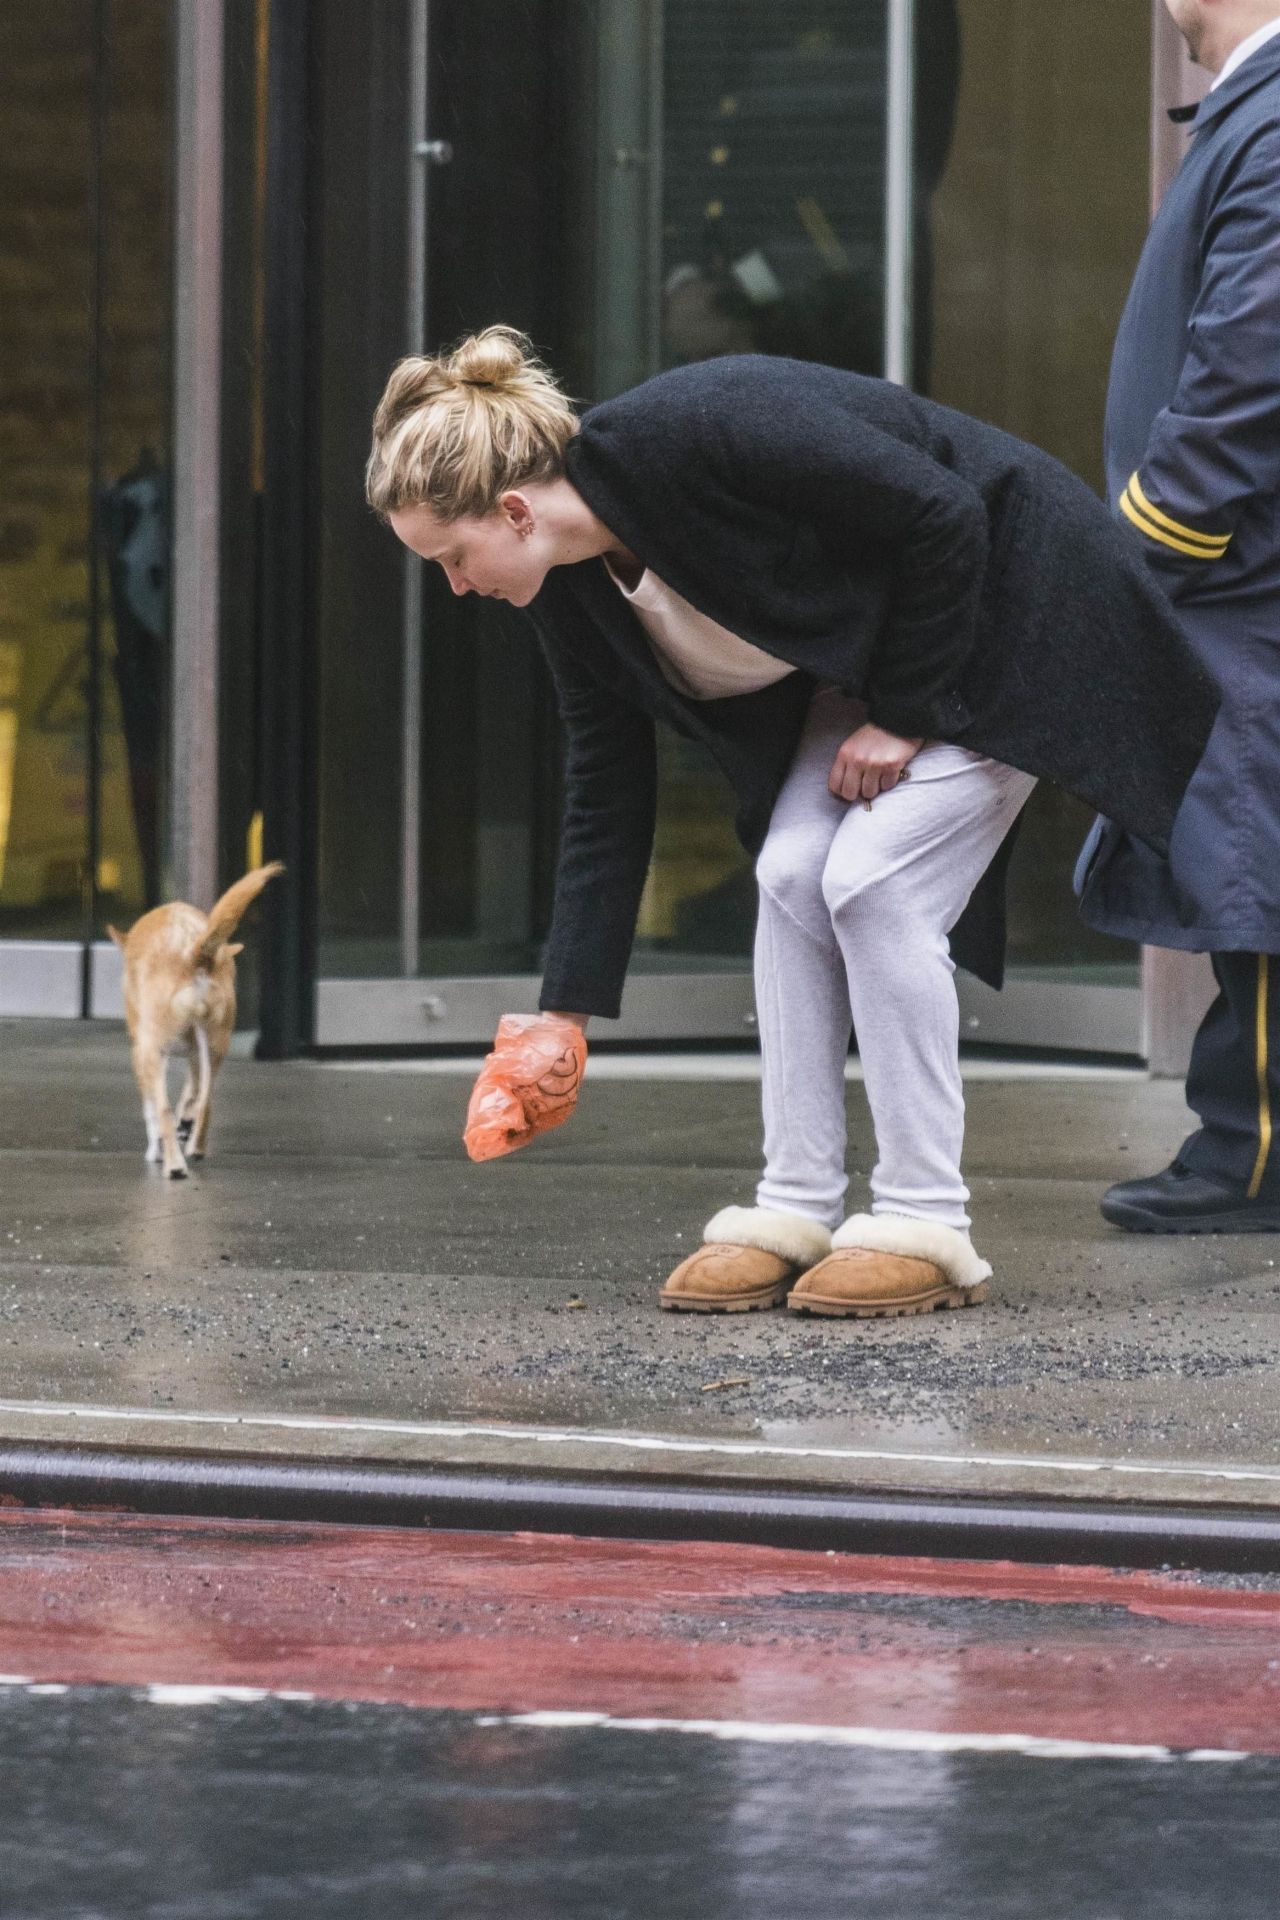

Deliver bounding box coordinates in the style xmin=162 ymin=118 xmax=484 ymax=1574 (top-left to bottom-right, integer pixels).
xmin=1101 ymin=1162 xmax=1280 ymax=1233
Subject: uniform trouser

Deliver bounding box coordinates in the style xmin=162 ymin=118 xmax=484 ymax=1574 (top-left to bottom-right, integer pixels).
xmin=752 ymin=688 xmax=1037 ymax=1233
xmin=1179 ymin=951 xmax=1280 ymax=1198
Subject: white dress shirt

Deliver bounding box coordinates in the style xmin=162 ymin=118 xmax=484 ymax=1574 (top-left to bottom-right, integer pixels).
xmin=1212 ymin=14 xmax=1280 ymax=89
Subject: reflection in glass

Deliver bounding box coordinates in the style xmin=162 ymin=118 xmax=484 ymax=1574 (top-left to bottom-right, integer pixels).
xmin=660 ymin=3 xmax=890 ymax=377
xmin=637 ymin=3 xmax=898 ymax=967
xmin=0 ymin=2 xmax=170 ymax=949
xmin=0 ymin=3 xmax=93 ymax=941
xmin=97 ymin=0 xmax=172 ymax=929
xmin=638 ymin=0 xmax=1148 ymax=984
xmin=924 ymin=0 xmax=1150 ymax=979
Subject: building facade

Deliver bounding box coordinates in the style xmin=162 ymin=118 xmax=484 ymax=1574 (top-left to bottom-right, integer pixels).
xmin=0 ymin=0 xmax=1213 ymax=1062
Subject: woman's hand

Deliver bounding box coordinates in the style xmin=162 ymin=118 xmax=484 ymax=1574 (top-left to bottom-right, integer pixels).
xmin=463 ymin=1013 xmax=588 ymax=1162
xmin=829 ymin=723 xmax=924 ymax=806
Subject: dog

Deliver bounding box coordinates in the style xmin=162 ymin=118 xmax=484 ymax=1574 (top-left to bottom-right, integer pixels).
xmin=108 ymin=862 xmax=284 ymax=1179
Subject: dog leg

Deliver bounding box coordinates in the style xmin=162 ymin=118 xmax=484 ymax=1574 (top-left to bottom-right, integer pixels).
xmin=190 ymin=1027 xmax=225 ymax=1160
xmin=176 ymin=1056 xmax=198 ymax=1147
xmin=141 ymin=1043 xmax=187 ymax=1179
xmin=130 ymin=1042 xmax=165 ymax=1164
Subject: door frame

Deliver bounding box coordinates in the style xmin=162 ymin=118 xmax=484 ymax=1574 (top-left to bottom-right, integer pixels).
xmin=313 ymin=968 xmax=1142 ymax=1054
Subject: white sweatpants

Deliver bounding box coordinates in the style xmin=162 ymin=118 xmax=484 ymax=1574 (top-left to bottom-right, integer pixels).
xmin=753 ymin=687 xmax=1037 ymax=1233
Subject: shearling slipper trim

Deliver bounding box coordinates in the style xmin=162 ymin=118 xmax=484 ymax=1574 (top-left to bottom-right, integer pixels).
xmin=831 ymin=1212 xmax=993 ymax=1288
xmin=704 ymin=1206 xmax=833 ymax=1267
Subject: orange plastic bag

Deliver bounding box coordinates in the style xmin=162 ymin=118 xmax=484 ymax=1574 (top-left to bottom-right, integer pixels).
xmin=463 ymin=1013 xmax=588 ymax=1163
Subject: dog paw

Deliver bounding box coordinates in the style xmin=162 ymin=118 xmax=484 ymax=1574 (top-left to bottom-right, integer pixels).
xmin=166 ymin=1162 xmax=189 ymax=1181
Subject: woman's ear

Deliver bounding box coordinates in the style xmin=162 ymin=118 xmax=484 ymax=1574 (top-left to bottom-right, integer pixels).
xmin=499 ymin=490 xmax=535 ymax=537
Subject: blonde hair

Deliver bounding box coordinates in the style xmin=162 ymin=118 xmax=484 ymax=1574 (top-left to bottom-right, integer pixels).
xmin=365 ymin=325 xmax=578 ymax=522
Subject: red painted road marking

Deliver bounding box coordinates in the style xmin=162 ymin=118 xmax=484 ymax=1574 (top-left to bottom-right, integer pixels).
xmin=1 ymin=1511 xmax=1278 ymax=1751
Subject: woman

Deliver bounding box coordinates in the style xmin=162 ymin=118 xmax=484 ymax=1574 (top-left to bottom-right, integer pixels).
xmin=366 ymin=328 xmax=1216 ymax=1318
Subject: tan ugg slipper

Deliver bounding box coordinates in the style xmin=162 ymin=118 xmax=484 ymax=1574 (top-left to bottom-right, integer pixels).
xmin=660 ymin=1207 xmax=832 ymax=1314
xmin=788 ymin=1213 xmax=992 ymax=1319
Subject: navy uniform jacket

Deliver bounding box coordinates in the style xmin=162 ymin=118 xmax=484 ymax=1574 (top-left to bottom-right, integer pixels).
xmin=523 ymin=357 xmax=1215 ymax=1019
xmin=1078 ymin=37 xmax=1280 ymax=950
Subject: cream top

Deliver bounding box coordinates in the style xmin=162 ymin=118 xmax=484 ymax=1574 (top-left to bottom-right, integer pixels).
xmin=606 ymin=559 xmax=795 ymax=701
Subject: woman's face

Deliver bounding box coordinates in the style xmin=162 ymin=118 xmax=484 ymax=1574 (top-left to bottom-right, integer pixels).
xmin=389 ymin=497 xmax=550 ymax=606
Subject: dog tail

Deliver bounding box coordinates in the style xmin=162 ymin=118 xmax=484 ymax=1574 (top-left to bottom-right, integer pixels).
xmin=191 ymin=862 xmax=284 ymax=967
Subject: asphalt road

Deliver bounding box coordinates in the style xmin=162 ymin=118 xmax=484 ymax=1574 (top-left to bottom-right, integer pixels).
xmin=1 ymin=1511 xmax=1279 ymax=1917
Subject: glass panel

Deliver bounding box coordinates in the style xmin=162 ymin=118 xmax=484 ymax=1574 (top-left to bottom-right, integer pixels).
xmin=922 ymin=0 xmax=1150 ymax=982
xmin=0 ymin=4 xmax=93 ymax=942
xmin=313 ymin=0 xmax=570 ymax=984
xmin=626 ymin=0 xmax=892 ymax=971
xmin=0 ymin=2 xmax=170 ymax=956
xmin=96 ymin=0 xmax=172 ymax=931
xmin=413 ymin=0 xmax=572 ymax=981
xmin=659 ymin=1 xmax=888 ymax=378
xmin=312 ymin=0 xmax=411 ymax=979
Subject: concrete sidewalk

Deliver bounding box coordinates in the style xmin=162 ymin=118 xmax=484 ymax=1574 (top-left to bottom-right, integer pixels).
xmin=1 ymin=1019 xmax=1279 ymax=1508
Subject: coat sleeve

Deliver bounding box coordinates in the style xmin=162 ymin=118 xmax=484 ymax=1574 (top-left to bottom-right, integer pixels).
xmin=1118 ymin=126 xmax=1280 ymax=598
xmin=527 ymin=610 xmax=657 ymax=1021
xmin=709 ymin=392 xmax=989 ymax=739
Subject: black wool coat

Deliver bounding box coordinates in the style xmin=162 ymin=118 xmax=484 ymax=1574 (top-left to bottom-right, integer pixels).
xmin=524 ymin=355 xmax=1217 ymax=1019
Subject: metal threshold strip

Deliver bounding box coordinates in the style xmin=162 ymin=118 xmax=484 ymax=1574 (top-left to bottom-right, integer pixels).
xmin=3 ymin=1441 xmax=1280 ymax=1573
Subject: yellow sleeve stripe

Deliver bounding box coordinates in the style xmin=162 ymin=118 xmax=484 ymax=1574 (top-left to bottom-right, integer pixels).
xmin=1120 ymin=489 xmax=1229 ymax=558
xmin=1249 ymin=954 xmax=1272 ymax=1200
xmin=1120 ymin=490 xmax=1224 ymax=556
xmin=1125 ymin=474 xmax=1231 ymax=555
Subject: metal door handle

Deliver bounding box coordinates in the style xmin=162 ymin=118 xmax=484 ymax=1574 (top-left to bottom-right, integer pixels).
xmin=414 ymin=139 xmax=454 ymax=165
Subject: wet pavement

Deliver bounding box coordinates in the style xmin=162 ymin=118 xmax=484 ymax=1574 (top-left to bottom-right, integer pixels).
xmin=3 ymin=1512 xmax=1280 ymax=1744
xmin=3 ymin=1019 xmax=1280 ymax=1505
xmin=2 ymin=1512 xmax=1280 ymax=1917
xmin=4 ymin=1690 xmax=1279 ymax=1919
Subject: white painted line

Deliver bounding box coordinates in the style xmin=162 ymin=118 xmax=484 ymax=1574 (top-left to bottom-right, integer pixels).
xmin=475 ymin=1710 xmax=1249 ymax=1764
xmin=146 ymin=1685 xmax=315 ymax=1707
xmin=0 ymin=1679 xmax=1255 ymax=1762
xmin=0 ymin=1396 xmax=1276 ymax=1490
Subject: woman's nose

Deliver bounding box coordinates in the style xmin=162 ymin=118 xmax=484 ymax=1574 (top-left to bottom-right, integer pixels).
xmin=442 ymin=564 xmax=470 ymax=596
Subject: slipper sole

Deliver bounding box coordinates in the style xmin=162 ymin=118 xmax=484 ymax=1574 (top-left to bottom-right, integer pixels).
xmin=660 ymin=1282 xmax=792 ymax=1313
xmin=788 ymin=1280 xmax=989 ymax=1319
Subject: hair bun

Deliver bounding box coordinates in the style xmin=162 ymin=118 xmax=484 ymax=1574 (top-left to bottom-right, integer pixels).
xmin=367 ymin=324 xmax=577 ymax=521
xmin=448 ymin=324 xmax=531 ymax=391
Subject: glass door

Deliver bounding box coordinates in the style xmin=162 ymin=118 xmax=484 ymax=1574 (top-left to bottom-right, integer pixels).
xmin=311 ymin=0 xmax=572 ymax=1045
xmin=312 ymin=0 xmax=1150 ymax=1053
